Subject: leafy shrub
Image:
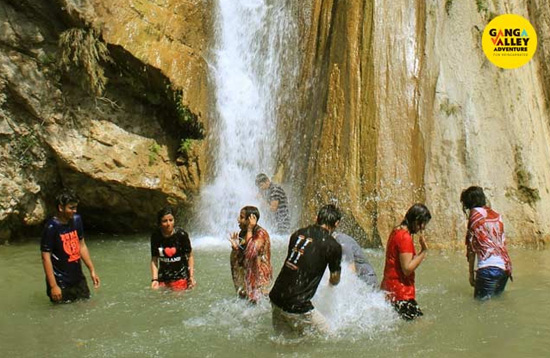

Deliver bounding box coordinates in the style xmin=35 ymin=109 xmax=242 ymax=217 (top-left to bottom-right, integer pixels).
xmin=58 ymin=28 xmax=112 ymax=96
xmin=148 ymin=142 xmax=161 ymax=165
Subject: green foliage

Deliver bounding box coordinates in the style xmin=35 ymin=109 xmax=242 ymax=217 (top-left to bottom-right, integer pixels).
xmin=148 ymin=142 xmax=161 ymax=166
xmin=58 ymin=28 xmax=112 ymax=96
xmin=38 ymin=52 xmax=57 ymax=65
xmin=174 ymin=90 xmax=198 ymax=124
xmin=177 ymin=103 xmax=196 ymax=123
xmin=445 ymin=0 xmax=453 ymax=15
xmin=476 ymin=0 xmax=488 ymax=14
xmin=12 ymin=132 xmax=39 ymax=168
xmin=178 ymin=138 xmax=194 ymax=155
xmin=440 ymin=98 xmax=461 ymax=116
xmin=171 ymin=89 xmax=205 ymax=153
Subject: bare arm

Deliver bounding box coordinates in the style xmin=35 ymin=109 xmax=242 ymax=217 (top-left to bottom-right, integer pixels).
xmin=399 ymin=235 xmax=428 ymax=277
xmin=150 ymin=256 xmax=160 ymax=289
xmin=228 ymin=232 xmax=242 ymax=250
xmin=80 ymin=239 xmax=100 ymax=288
xmin=41 ymin=252 xmax=62 ymax=302
xmin=246 ymin=214 xmax=257 ymax=240
xmin=329 ymin=271 xmax=341 ymax=286
xmin=187 ymin=252 xmax=196 ymax=288
xmin=269 ymin=200 xmax=279 ymax=212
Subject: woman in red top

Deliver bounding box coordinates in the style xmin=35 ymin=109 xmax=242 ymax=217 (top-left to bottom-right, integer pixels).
xmin=381 ymin=203 xmax=431 ymax=320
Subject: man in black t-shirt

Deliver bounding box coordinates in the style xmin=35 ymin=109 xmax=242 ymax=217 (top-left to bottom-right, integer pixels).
xmin=255 ymin=173 xmax=290 ymax=234
xmin=269 ymin=204 xmax=342 ymax=336
xmin=40 ymin=189 xmax=100 ymax=303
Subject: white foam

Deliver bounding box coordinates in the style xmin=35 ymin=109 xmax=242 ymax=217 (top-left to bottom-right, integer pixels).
xmin=314 ymin=266 xmax=399 ymax=338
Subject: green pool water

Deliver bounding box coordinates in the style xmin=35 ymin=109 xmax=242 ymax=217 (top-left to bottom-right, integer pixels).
xmin=1 ymin=235 xmax=548 ymax=358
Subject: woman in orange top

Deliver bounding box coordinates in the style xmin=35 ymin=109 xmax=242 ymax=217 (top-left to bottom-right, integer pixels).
xmin=381 ymin=203 xmax=431 ymax=320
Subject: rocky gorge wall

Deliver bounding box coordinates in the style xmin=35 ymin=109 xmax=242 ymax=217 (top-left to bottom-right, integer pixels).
xmin=2 ymin=0 xmax=549 ymax=249
xmin=0 ymin=0 xmax=211 ymax=240
xmin=281 ymin=0 xmax=550 ymax=248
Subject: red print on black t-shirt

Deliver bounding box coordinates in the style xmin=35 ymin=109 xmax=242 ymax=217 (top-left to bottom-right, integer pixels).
xmin=164 ymin=247 xmax=176 ymax=257
xmin=60 ymin=230 xmax=81 ymax=262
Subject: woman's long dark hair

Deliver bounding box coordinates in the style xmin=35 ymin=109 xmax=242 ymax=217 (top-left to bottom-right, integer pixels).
xmin=401 ymin=203 xmax=432 ymax=234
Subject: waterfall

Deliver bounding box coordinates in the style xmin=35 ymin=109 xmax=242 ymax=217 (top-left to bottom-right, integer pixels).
xmin=198 ymin=0 xmax=299 ymax=237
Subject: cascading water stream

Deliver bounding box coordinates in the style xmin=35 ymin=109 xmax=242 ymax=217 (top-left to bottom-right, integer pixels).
xmin=193 ymin=0 xmax=394 ymax=336
xmin=198 ymin=0 xmax=298 ymax=238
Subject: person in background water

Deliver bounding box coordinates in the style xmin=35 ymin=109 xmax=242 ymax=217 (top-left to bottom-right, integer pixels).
xmin=255 ymin=173 xmax=290 ymax=234
xmin=333 ymin=231 xmax=378 ymax=288
xmin=229 ymin=206 xmax=272 ymax=303
xmin=380 ymin=203 xmax=431 ymax=320
xmin=150 ymin=207 xmax=195 ymax=291
xmin=269 ymin=204 xmax=342 ymax=336
xmin=40 ymin=189 xmax=100 ymax=303
xmin=460 ymin=186 xmax=512 ymax=300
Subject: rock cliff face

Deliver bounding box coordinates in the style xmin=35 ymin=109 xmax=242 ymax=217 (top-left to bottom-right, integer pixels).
xmin=0 ymin=0 xmax=211 ymax=240
xmin=282 ymin=0 xmax=550 ymax=247
xmin=2 ymin=0 xmax=549 ymax=248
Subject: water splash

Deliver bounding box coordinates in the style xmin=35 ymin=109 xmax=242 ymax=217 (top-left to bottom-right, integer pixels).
xmin=314 ymin=266 xmax=398 ymax=339
xmin=198 ymin=0 xmax=298 ymax=237
xmin=182 ymin=257 xmax=397 ymax=342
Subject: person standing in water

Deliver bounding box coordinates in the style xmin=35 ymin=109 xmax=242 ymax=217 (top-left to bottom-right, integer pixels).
xmin=40 ymin=189 xmax=100 ymax=303
xmin=333 ymin=231 xmax=378 ymax=287
xmin=269 ymin=204 xmax=342 ymax=336
xmin=380 ymin=203 xmax=431 ymax=320
xmin=150 ymin=207 xmax=195 ymax=290
xmin=229 ymin=206 xmax=272 ymax=303
xmin=460 ymin=186 xmax=512 ymax=300
xmin=255 ymin=173 xmax=291 ymax=234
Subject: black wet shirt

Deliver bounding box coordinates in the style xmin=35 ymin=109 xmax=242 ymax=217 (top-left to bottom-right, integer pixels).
xmin=40 ymin=215 xmax=85 ymax=288
xmin=150 ymin=228 xmax=192 ymax=282
xmin=269 ymin=225 xmax=342 ymax=313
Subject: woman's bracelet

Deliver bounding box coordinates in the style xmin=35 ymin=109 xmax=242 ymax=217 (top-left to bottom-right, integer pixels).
xmin=151 ymin=278 xmax=159 ymax=282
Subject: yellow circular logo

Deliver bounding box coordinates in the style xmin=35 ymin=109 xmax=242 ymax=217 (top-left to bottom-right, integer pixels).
xmin=482 ymin=14 xmax=537 ymax=69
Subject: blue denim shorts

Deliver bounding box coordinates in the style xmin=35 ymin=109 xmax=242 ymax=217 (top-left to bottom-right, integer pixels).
xmin=474 ymin=266 xmax=509 ymax=300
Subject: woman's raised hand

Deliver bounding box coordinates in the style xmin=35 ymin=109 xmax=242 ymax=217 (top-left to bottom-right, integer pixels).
xmin=229 ymin=232 xmax=240 ymax=250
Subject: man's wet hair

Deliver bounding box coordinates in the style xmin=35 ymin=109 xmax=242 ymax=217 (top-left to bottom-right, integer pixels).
xmin=255 ymin=173 xmax=270 ymax=187
xmin=242 ymin=206 xmax=260 ymax=221
xmin=460 ymin=186 xmax=487 ymax=213
xmin=157 ymin=206 xmax=176 ymax=225
xmin=55 ymin=188 xmax=79 ymax=208
xmin=401 ymin=203 xmax=431 ymax=232
xmin=316 ymin=204 xmax=342 ymax=228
